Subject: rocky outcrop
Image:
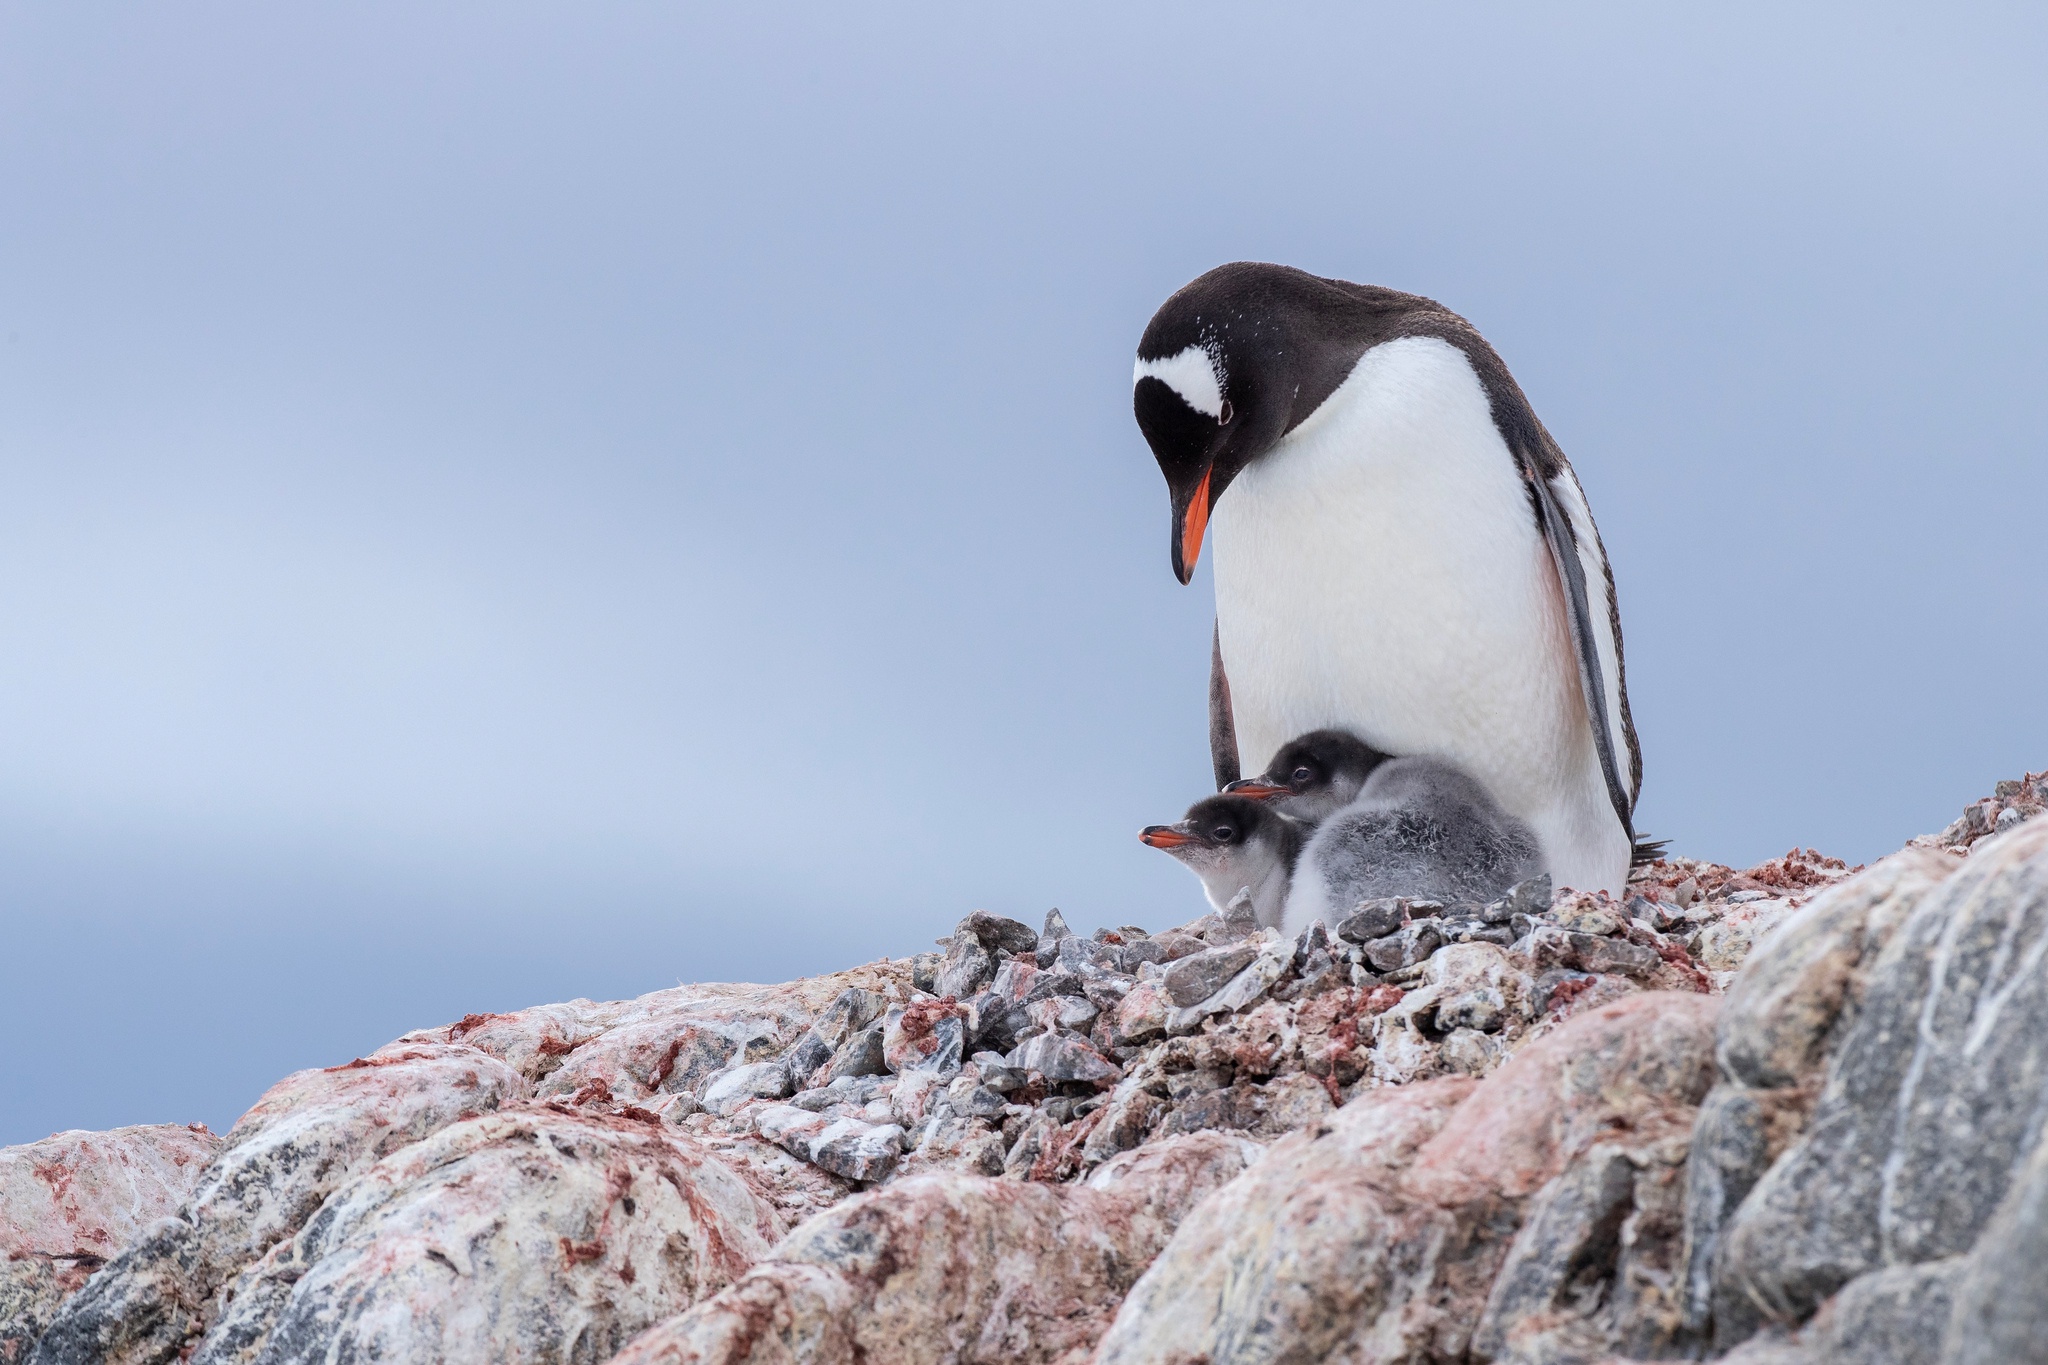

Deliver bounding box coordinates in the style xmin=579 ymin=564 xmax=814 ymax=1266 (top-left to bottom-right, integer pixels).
xmin=2 ymin=1125 xmax=220 ymax=1362
xmin=9 ymin=770 xmax=2047 ymax=1365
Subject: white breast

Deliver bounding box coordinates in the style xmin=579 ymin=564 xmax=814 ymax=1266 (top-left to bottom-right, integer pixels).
xmin=1210 ymin=335 xmax=1628 ymax=894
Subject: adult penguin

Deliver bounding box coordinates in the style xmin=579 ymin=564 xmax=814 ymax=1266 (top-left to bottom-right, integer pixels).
xmin=1132 ymin=262 xmax=1640 ymax=895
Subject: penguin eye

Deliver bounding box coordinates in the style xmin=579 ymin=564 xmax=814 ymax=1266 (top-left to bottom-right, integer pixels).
xmin=1291 ymin=766 xmax=1315 ymax=786
xmin=1211 ymin=825 xmax=1237 ymax=842
xmin=1218 ymin=398 xmax=1234 ymax=425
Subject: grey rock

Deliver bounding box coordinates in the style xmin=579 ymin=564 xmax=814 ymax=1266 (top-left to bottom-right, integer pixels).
xmin=1807 ymin=1258 xmax=1963 ymax=1365
xmin=1216 ymin=890 xmax=1260 ymax=941
xmin=1160 ymin=945 xmax=1256 ymax=1008
xmin=784 ymin=987 xmax=890 ymax=1086
xmin=702 ymin=1058 xmax=793 ymax=1116
xmin=910 ymin=952 xmax=942 ymax=993
xmin=1680 ymin=1082 xmax=1811 ymax=1336
xmin=1569 ymin=931 xmax=1664 ymax=979
xmin=819 ymin=1022 xmax=889 ymax=1083
xmin=1007 ymin=1031 xmax=1120 ymax=1085
xmin=882 ymin=1007 xmax=965 ymax=1079
xmin=1035 ymin=908 xmax=1072 ymax=966
xmin=956 ymin=909 xmax=1039 ymax=957
xmin=1335 ymin=897 xmax=1406 ymax=943
xmin=1715 ymin=824 xmax=2048 ymax=1338
xmin=934 ymin=931 xmax=995 ymax=1000
xmin=1364 ymin=919 xmax=1442 ymax=973
xmin=1472 ymin=1143 xmax=1637 ymax=1361
xmin=1940 ymin=1125 xmax=2048 ymax=1364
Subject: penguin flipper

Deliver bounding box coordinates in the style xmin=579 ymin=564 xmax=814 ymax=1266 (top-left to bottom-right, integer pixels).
xmin=1531 ymin=474 xmax=1635 ymax=844
xmin=1209 ymin=620 xmax=1241 ymax=790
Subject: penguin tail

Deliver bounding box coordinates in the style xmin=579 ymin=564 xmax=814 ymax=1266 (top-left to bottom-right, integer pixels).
xmin=1630 ymin=834 xmax=1671 ymax=867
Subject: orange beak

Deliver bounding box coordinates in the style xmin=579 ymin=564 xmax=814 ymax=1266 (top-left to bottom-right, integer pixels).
xmin=1224 ymin=781 xmax=1290 ymax=801
xmin=1140 ymin=825 xmax=1192 ymax=849
xmin=1173 ymin=466 xmax=1213 ymax=585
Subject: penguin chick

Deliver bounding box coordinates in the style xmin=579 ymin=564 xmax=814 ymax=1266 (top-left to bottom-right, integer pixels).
xmin=1226 ymin=728 xmax=1391 ymax=825
xmin=1282 ymin=756 xmax=1543 ymax=935
xmin=1140 ymin=794 xmax=1305 ymax=929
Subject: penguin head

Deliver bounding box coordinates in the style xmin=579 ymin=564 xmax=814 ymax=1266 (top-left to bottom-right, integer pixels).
xmin=1134 ymin=263 xmax=1386 ymax=582
xmin=1139 ymin=793 xmax=1291 ymax=875
xmin=1226 ymin=728 xmax=1392 ymax=824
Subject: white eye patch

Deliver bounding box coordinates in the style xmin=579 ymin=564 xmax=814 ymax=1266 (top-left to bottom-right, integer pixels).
xmin=1133 ymin=344 xmax=1226 ymax=420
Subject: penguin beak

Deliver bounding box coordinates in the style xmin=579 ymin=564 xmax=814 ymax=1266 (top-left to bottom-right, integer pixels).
xmin=1140 ymin=825 xmax=1193 ymax=849
xmin=1223 ymin=781 xmax=1289 ymax=801
xmin=1170 ymin=467 xmax=1214 ymax=585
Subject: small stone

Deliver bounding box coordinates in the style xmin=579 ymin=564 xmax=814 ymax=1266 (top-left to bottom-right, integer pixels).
xmin=1337 ymin=898 xmax=1406 ymax=943
xmin=1672 ymin=877 xmax=1699 ymax=908
xmin=944 ymin=1075 xmax=1008 ymax=1119
xmin=934 ymin=932 xmax=994 ymax=1000
xmin=1439 ymin=1027 xmax=1504 ymax=1076
xmin=1995 ymin=806 xmax=2028 ymax=834
xmin=1163 ymin=945 xmax=1259 ymax=1007
xmin=818 ymin=1023 xmax=888 ymax=1084
xmin=1500 ymin=875 xmax=1551 ymax=916
xmin=1364 ymin=920 xmax=1444 ymax=973
xmin=1035 ymin=909 xmax=1072 ymax=966
xmin=1438 ymin=988 xmax=1507 ymax=1033
xmin=1081 ymin=1090 xmax=1163 ymax=1163
xmin=883 ymin=1005 xmax=966 ymax=1078
xmin=1006 ymin=1031 xmax=1121 ymax=1085
xmin=1002 ymin=1114 xmax=1056 ymax=1178
xmin=910 ymin=952 xmax=942 ymax=993
xmin=1217 ymin=891 xmax=1260 ymax=941
xmin=1111 ymin=982 xmax=1170 ymax=1046
xmin=811 ymin=1119 xmax=906 ymax=1183
xmin=956 ymin=910 xmax=1039 ymax=956
xmin=1556 ymin=902 xmax=1624 ymax=937
xmin=702 ymin=1059 xmax=792 ymax=1117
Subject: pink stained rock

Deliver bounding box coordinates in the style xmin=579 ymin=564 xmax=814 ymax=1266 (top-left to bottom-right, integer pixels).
xmin=189 ymin=1107 xmax=784 ymax=1365
xmin=1 ymin=1123 xmax=221 ymax=1262
xmin=29 ymin=1041 xmax=528 ymax=1365
xmin=1093 ymin=991 xmax=1721 ymax=1364
xmin=608 ymin=1131 xmax=1263 ymax=1365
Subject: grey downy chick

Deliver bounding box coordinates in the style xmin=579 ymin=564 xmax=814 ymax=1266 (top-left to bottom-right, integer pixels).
xmin=1282 ymin=755 xmax=1543 ymax=936
xmin=1140 ymin=793 xmax=1306 ymax=930
xmin=1226 ymin=727 xmax=1393 ymax=825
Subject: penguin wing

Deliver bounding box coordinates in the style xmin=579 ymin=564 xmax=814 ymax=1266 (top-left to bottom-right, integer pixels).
xmin=1531 ymin=468 xmax=1638 ymax=841
xmin=1209 ymin=619 xmax=1241 ymax=789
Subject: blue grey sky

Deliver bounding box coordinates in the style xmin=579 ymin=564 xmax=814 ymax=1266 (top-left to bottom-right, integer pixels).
xmin=3 ymin=4 xmax=2043 ymax=1145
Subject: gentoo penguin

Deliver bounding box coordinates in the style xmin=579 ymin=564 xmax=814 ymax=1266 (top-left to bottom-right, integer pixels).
xmin=1225 ymin=727 xmax=1391 ymax=825
xmin=1133 ymin=262 xmax=1641 ymax=895
xmin=1139 ymin=794 xmax=1305 ymax=929
xmin=1281 ymin=755 xmax=1544 ymax=936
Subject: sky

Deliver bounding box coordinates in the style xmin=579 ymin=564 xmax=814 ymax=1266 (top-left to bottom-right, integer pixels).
xmin=2 ymin=3 xmax=2044 ymax=1145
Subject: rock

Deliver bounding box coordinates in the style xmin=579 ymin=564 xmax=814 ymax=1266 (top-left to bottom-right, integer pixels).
xmin=954 ymin=910 xmax=1038 ymax=957
xmin=881 ymin=1002 xmax=966 ymax=1079
xmin=610 ymin=1133 xmax=1258 ymax=1365
xmin=1363 ymin=917 xmax=1442 ymax=972
xmin=816 ymin=1024 xmax=888 ymax=1084
xmin=31 ymin=1041 xmax=529 ymax=1365
xmin=1335 ymin=897 xmax=1406 ymax=943
xmin=1941 ymin=1122 xmax=2048 ymax=1363
xmin=1159 ymin=944 xmax=1256 ymax=1007
xmin=1006 ymin=1031 xmax=1120 ymax=1085
xmin=783 ymin=988 xmax=891 ymax=1089
xmin=1713 ymin=822 xmax=2048 ymax=1339
xmin=1109 ymin=981 xmax=1169 ymax=1046
xmin=702 ymin=1059 xmax=793 ymax=1117
xmin=1804 ymin=1258 xmax=1964 ymax=1365
xmin=189 ymin=1107 xmax=781 ymax=1365
xmin=932 ymin=931 xmax=994 ymax=1002
xmin=1095 ymin=992 xmax=1717 ymax=1364
xmin=2 ymin=1124 xmax=222 ymax=1261
xmin=756 ymin=1105 xmax=907 ymax=1183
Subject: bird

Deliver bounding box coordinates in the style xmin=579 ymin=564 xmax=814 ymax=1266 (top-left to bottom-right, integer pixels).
xmin=1281 ymin=755 xmax=1544 ymax=935
xmin=1224 ymin=727 xmax=1391 ymax=825
xmin=1133 ymin=262 xmax=1642 ymax=895
xmin=1139 ymin=793 xmax=1306 ymax=930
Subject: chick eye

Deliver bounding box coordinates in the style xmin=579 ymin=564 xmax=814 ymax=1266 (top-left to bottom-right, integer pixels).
xmin=1218 ymin=398 xmax=1234 ymax=424
xmin=1212 ymin=825 xmax=1237 ymax=842
xmin=1291 ymin=766 xmax=1314 ymax=785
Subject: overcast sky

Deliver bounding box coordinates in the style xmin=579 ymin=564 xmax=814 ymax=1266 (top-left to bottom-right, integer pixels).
xmin=3 ymin=3 xmax=2043 ymax=1144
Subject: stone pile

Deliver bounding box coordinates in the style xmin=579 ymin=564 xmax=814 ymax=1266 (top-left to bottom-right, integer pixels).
xmin=7 ymin=775 xmax=2046 ymax=1365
